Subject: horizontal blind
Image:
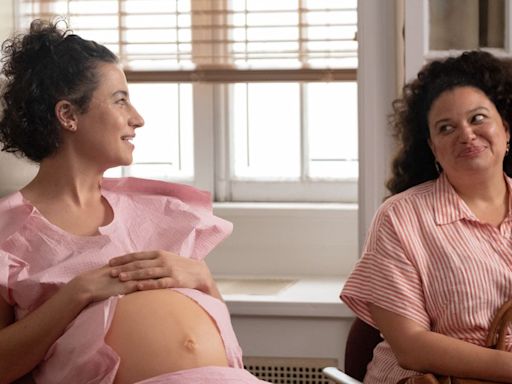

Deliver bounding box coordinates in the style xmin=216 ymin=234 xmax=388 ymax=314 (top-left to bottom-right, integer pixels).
xmin=17 ymin=0 xmax=357 ymax=81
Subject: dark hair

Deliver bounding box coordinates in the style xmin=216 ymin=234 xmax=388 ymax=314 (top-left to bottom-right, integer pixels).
xmin=386 ymin=50 xmax=512 ymax=195
xmin=0 ymin=19 xmax=118 ymax=162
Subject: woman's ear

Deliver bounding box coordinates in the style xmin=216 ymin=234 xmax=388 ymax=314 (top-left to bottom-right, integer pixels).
xmin=428 ymin=138 xmax=436 ymax=158
xmin=55 ymin=100 xmax=78 ymax=132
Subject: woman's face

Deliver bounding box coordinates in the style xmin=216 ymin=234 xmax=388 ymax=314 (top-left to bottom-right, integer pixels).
xmin=71 ymin=62 xmax=144 ymax=170
xmin=427 ymin=86 xmax=509 ymax=180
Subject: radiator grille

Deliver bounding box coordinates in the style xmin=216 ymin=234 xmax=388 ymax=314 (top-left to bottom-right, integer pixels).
xmin=244 ymin=356 xmax=338 ymax=384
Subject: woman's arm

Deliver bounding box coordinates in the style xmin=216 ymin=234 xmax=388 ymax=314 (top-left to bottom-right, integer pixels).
xmin=109 ymin=251 xmax=223 ymax=300
xmin=0 ymin=265 xmax=140 ymax=383
xmin=369 ymin=304 xmax=512 ymax=382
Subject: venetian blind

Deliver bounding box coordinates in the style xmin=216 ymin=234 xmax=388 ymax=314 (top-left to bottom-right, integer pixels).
xmin=17 ymin=0 xmax=357 ymax=82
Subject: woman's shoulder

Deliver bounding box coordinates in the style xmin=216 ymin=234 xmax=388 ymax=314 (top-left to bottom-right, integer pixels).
xmin=101 ymin=177 xmax=212 ymax=212
xmin=0 ymin=191 xmax=32 ymax=243
xmin=377 ymin=179 xmax=437 ymax=215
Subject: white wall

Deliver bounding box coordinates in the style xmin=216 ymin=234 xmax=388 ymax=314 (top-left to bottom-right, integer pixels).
xmin=0 ymin=1 xmax=39 ymax=196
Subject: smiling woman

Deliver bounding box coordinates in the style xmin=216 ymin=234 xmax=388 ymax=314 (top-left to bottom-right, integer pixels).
xmin=341 ymin=51 xmax=512 ymax=383
xmin=427 ymin=87 xmax=510 ymax=184
xmin=67 ymin=63 xmax=144 ymax=171
xmin=0 ymin=19 xmax=268 ymax=384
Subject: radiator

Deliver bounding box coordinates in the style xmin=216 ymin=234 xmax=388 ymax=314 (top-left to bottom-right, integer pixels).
xmin=244 ymin=356 xmax=339 ymax=384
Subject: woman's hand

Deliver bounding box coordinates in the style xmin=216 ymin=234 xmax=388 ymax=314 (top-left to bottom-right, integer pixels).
xmin=368 ymin=304 xmax=512 ymax=382
xmin=108 ymin=251 xmax=222 ymax=299
xmin=69 ymin=265 xmax=141 ymax=304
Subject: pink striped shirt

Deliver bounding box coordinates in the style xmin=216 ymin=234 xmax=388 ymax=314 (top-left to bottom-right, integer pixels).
xmin=341 ymin=173 xmax=512 ymax=383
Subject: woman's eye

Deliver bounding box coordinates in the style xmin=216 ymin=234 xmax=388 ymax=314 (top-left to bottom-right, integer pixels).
xmin=472 ymin=113 xmax=485 ymax=123
xmin=439 ymin=124 xmax=454 ymax=134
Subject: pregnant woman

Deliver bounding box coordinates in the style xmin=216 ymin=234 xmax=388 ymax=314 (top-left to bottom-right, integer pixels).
xmin=0 ymin=19 xmax=268 ymax=384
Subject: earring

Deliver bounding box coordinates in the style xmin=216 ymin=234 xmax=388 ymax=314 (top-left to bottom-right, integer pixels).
xmin=434 ymin=161 xmax=442 ymax=174
xmin=507 ymin=141 xmax=510 ymax=156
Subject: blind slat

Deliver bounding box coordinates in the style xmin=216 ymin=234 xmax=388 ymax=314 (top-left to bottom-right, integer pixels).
xmin=17 ymin=0 xmax=358 ymax=76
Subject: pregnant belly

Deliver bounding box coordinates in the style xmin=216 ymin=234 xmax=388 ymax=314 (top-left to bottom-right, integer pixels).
xmin=104 ymin=289 xmax=229 ymax=384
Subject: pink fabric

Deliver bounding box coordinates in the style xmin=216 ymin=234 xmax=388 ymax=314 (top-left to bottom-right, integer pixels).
xmin=135 ymin=366 xmax=269 ymax=384
xmin=0 ymin=177 xmax=262 ymax=384
xmin=341 ymin=173 xmax=512 ymax=384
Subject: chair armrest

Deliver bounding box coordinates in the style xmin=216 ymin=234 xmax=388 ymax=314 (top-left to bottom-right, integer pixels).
xmin=322 ymin=367 xmax=363 ymax=384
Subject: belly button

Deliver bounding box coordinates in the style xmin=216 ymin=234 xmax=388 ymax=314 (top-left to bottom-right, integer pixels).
xmin=183 ymin=337 xmax=198 ymax=352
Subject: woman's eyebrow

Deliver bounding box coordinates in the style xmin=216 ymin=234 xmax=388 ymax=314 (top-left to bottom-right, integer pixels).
xmin=467 ymin=106 xmax=489 ymax=114
xmin=112 ymin=90 xmax=129 ymax=98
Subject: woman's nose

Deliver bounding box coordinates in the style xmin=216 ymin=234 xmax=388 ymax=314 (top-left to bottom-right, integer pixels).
xmin=129 ymin=106 xmax=145 ymax=129
xmin=459 ymin=122 xmax=476 ymax=142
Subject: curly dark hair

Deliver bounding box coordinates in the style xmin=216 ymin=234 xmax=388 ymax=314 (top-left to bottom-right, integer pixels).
xmin=0 ymin=18 xmax=118 ymax=162
xmin=386 ymin=50 xmax=512 ymax=195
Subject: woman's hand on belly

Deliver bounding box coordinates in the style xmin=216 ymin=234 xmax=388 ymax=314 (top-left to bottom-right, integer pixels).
xmin=105 ymin=289 xmax=229 ymax=384
xmin=109 ymin=251 xmax=222 ymax=299
xmin=71 ymin=265 xmax=141 ymax=304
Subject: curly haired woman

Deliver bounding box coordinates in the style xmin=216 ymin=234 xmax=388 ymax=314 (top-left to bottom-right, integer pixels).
xmin=0 ymin=19 xmax=268 ymax=384
xmin=342 ymin=51 xmax=512 ymax=383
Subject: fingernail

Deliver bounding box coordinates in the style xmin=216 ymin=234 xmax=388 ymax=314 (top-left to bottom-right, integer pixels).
xmin=111 ymin=269 xmax=118 ymax=276
xmin=119 ymin=272 xmax=127 ymax=280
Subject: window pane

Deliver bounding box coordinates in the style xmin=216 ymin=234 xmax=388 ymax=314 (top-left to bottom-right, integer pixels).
xmin=307 ymin=82 xmax=358 ymax=179
xmin=429 ymin=0 xmax=504 ymax=50
xmin=233 ymin=83 xmax=300 ymax=179
xmin=107 ymin=83 xmax=194 ymax=179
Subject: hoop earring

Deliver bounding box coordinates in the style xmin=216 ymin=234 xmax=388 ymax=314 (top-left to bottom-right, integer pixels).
xmin=435 ymin=161 xmax=442 ymax=174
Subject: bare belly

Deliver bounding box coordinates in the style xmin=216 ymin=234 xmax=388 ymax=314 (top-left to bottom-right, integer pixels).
xmin=104 ymin=289 xmax=229 ymax=384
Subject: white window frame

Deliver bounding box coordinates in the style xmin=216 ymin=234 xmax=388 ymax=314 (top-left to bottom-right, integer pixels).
xmin=192 ymin=82 xmax=358 ymax=203
xmin=405 ymin=0 xmax=512 ymax=82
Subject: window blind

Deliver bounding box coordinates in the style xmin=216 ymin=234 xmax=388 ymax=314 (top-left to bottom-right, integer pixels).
xmin=17 ymin=0 xmax=357 ymax=81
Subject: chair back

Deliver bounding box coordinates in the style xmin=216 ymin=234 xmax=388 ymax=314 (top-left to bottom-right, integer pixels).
xmin=344 ymin=318 xmax=383 ymax=381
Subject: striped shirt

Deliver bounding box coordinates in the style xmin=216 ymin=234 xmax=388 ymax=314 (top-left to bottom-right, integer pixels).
xmin=341 ymin=173 xmax=512 ymax=383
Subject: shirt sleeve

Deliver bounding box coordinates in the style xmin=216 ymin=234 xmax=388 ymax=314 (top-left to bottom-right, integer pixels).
xmin=341 ymin=203 xmax=430 ymax=330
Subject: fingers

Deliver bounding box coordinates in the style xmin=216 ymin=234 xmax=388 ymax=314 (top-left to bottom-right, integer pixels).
xmin=107 ymin=250 xmax=211 ymax=294
xmin=135 ymin=277 xmax=176 ymax=291
xmin=115 ymin=267 xmax=168 ymax=282
xmin=109 ymin=251 xmax=161 ymax=267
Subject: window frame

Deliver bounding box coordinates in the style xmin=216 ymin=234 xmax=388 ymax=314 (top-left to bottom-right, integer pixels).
xmin=405 ymin=0 xmax=512 ymax=82
xmin=16 ymin=0 xmax=359 ymax=203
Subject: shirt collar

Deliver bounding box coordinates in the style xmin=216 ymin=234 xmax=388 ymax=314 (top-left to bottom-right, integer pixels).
xmin=433 ymin=173 xmax=475 ymax=225
xmin=433 ymin=173 xmax=512 ymax=225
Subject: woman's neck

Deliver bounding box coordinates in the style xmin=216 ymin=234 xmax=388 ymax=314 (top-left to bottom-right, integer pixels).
xmin=22 ymin=155 xmax=104 ymax=208
xmin=446 ymin=170 xmax=509 ymax=227
xmin=446 ymin=170 xmax=507 ymax=204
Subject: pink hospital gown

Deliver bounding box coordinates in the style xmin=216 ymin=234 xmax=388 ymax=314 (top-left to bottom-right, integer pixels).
xmin=0 ymin=177 xmax=269 ymax=384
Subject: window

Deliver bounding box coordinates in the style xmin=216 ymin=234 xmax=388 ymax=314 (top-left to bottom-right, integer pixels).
xmin=17 ymin=0 xmax=358 ymax=202
xmin=405 ymin=0 xmax=508 ymax=81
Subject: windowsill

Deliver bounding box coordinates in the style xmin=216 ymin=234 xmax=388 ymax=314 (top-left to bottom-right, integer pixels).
xmin=213 ymin=201 xmax=357 ymax=213
xmin=217 ymin=276 xmax=354 ymax=319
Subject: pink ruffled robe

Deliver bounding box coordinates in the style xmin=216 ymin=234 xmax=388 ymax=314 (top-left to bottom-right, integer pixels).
xmin=0 ymin=177 xmax=268 ymax=383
